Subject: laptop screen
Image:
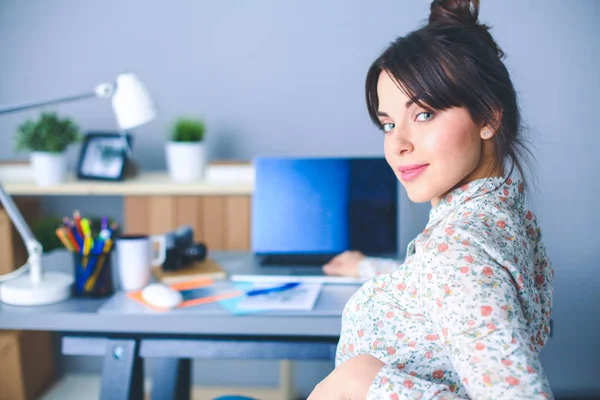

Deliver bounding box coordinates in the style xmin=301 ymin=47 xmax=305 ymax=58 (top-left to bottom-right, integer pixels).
xmin=251 ymin=157 xmax=398 ymax=257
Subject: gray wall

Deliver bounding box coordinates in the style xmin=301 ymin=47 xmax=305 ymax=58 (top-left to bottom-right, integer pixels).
xmin=1 ymin=0 xmax=599 ymax=398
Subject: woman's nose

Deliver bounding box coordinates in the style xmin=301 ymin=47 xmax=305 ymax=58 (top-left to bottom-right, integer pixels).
xmin=389 ymin=126 xmax=414 ymax=155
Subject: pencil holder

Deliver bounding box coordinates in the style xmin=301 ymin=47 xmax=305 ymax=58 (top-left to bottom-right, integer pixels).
xmin=72 ymin=251 xmax=114 ymax=298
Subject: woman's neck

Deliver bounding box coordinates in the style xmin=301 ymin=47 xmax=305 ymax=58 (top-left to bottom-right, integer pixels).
xmin=431 ymin=161 xmax=505 ymax=208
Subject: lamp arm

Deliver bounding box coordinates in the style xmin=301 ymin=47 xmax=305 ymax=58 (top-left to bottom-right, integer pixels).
xmin=0 ymin=182 xmax=43 ymax=283
xmin=0 ymin=92 xmax=96 ymax=115
xmin=0 ymin=81 xmax=116 ymax=115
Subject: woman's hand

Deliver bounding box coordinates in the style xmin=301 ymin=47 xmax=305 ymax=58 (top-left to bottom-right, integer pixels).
xmin=307 ymin=369 xmax=351 ymax=400
xmin=308 ymin=354 xmax=384 ymax=400
xmin=323 ymin=250 xmax=366 ymax=278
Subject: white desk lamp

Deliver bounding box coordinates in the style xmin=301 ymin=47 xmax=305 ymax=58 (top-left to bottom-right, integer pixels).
xmin=0 ymin=72 xmax=156 ymax=306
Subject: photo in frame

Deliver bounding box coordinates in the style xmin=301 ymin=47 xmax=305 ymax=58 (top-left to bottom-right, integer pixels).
xmin=77 ymin=132 xmax=133 ymax=181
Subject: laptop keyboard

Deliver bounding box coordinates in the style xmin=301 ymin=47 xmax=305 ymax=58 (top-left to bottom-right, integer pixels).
xmin=258 ymin=253 xmax=338 ymax=266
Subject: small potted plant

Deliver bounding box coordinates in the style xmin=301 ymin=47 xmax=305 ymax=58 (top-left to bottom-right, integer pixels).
xmin=165 ymin=117 xmax=206 ymax=182
xmin=15 ymin=112 xmax=81 ymax=186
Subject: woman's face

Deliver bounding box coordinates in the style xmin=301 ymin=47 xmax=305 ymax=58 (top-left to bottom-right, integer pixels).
xmin=377 ymin=70 xmax=498 ymax=206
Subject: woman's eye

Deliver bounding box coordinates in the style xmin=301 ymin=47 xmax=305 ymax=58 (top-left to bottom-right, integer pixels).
xmin=415 ymin=112 xmax=434 ymax=122
xmin=382 ymin=123 xmax=395 ymax=132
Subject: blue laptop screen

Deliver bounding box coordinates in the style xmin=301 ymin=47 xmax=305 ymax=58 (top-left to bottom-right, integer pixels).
xmin=251 ymin=157 xmax=398 ymax=255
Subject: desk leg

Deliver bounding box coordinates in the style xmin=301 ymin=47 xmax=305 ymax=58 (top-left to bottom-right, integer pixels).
xmin=100 ymin=339 xmax=144 ymax=400
xmin=151 ymin=358 xmax=191 ymax=400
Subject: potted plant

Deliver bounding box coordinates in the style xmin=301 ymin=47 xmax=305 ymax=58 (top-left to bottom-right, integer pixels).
xmin=165 ymin=117 xmax=206 ymax=182
xmin=15 ymin=112 xmax=81 ymax=186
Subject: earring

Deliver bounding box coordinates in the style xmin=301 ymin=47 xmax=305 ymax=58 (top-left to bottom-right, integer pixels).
xmin=483 ymin=130 xmax=493 ymax=139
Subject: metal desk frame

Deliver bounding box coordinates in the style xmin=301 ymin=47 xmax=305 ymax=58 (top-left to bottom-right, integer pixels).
xmin=62 ymin=335 xmax=337 ymax=400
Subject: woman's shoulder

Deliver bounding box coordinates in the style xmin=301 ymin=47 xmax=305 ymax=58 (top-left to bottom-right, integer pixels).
xmin=437 ymin=199 xmax=523 ymax=233
xmin=426 ymin=201 xmax=531 ymax=263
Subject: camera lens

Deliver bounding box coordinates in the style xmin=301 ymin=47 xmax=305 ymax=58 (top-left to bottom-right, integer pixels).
xmin=183 ymin=243 xmax=207 ymax=261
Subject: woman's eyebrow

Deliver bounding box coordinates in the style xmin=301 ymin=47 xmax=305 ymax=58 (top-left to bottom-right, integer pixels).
xmin=377 ymin=100 xmax=415 ymax=117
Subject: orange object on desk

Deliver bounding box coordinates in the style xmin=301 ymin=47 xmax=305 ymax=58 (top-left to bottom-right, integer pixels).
xmin=126 ymin=278 xmax=244 ymax=312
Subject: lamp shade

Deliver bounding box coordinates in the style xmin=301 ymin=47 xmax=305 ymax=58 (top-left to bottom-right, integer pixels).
xmin=111 ymin=73 xmax=156 ymax=130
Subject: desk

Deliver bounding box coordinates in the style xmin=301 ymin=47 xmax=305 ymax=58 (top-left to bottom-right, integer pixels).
xmin=0 ymin=251 xmax=357 ymax=400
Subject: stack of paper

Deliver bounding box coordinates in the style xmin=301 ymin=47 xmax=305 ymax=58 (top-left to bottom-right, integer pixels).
xmin=124 ymin=279 xmax=322 ymax=314
xmin=235 ymin=283 xmax=323 ymax=311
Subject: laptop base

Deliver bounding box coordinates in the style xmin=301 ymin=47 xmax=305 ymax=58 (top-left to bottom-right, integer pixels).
xmin=256 ymin=253 xmax=338 ymax=267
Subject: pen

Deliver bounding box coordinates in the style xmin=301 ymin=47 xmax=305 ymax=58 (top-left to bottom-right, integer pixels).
xmin=73 ymin=210 xmax=84 ymax=239
xmin=246 ymin=282 xmax=300 ymax=297
xmin=84 ymin=252 xmax=108 ymax=292
xmin=63 ymin=217 xmax=83 ymax=249
xmin=55 ymin=228 xmax=75 ymax=252
xmin=78 ymin=252 xmax=94 ymax=290
xmin=58 ymin=222 xmax=80 ymax=252
xmin=83 ymin=237 xmax=93 ymax=257
xmin=92 ymin=238 xmax=104 ymax=254
xmin=102 ymin=238 xmax=113 ymax=253
xmin=80 ymin=217 xmax=91 ymax=237
xmin=65 ymin=228 xmax=80 ymax=252
xmin=110 ymin=221 xmax=118 ymax=237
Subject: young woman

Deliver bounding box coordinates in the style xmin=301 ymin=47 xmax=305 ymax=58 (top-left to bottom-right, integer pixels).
xmin=310 ymin=0 xmax=554 ymax=398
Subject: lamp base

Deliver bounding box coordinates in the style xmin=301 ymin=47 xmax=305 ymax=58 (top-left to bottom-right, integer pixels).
xmin=0 ymin=272 xmax=74 ymax=306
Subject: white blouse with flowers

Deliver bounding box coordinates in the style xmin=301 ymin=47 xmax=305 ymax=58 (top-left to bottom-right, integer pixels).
xmin=337 ymin=177 xmax=554 ymax=399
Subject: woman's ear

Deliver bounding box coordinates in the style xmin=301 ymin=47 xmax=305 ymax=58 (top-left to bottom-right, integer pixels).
xmin=480 ymin=109 xmax=503 ymax=140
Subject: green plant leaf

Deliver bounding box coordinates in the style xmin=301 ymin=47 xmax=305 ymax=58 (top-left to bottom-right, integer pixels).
xmin=15 ymin=111 xmax=82 ymax=153
xmin=170 ymin=118 xmax=205 ymax=142
xmin=31 ymin=216 xmax=63 ymax=253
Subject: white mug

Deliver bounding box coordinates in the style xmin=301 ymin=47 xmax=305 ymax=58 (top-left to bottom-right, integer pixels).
xmin=116 ymin=234 xmax=166 ymax=291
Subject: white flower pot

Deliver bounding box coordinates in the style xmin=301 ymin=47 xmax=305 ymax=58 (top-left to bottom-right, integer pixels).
xmin=165 ymin=141 xmax=206 ymax=182
xmin=30 ymin=152 xmax=67 ymax=186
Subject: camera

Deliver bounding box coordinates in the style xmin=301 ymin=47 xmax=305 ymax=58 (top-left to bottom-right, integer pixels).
xmin=162 ymin=225 xmax=207 ymax=271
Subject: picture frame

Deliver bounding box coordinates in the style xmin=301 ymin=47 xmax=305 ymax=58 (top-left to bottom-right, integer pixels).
xmin=77 ymin=132 xmax=133 ymax=181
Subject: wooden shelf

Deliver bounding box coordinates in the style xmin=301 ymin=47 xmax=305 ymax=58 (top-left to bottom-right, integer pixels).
xmin=0 ymin=163 xmax=254 ymax=251
xmin=2 ymin=172 xmax=254 ymax=196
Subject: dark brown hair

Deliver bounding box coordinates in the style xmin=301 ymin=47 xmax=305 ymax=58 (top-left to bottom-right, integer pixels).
xmin=366 ymin=0 xmax=532 ymax=185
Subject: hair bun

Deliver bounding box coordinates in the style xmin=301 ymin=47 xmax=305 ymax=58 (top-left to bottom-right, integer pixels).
xmin=429 ymin=0 xmax=504 ymax=58
xmin=429 ymin=0 xmax=480 ymax=26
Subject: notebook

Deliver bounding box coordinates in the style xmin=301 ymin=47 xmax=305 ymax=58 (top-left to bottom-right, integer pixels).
xmin=153 ymin=258 xmax=228 ymax=284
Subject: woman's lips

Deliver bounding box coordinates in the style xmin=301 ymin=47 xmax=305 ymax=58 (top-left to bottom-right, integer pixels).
xmin=398 ymin=164 xmax=428 ymax=182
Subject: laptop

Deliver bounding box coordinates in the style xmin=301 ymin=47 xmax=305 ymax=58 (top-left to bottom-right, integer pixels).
xmin=237 ymin=156 xmax=398 ymax=283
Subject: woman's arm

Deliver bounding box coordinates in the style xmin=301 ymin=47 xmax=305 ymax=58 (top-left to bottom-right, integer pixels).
xmin=308 ymin=355 xmax=384 ymax=400
xmin=322 ymin=250 xmax=400 ymax=279
xmin=310 ymin=354 xmax=466 ymax=400
xmin=357 ymin=257 xmax=400 ymax=280
xmin=421 ymin=226 xmax=553 ymax=399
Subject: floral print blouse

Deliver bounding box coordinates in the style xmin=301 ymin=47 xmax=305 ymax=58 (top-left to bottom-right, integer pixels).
xmin=358 ymin=257 xmax=401 ymax=281
xmin=337 ymin=177 xmax=554 ymax=399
